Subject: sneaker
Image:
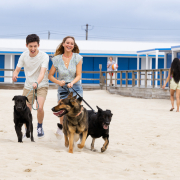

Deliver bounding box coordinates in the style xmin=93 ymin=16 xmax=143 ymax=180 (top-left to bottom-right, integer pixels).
xmin=37 ymin=126 xmax=44 ymax=138
xmin=55 ymin=123 xmax=63 ymax=140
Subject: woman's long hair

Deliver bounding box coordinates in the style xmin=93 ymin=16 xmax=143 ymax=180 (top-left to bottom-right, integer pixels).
xmin=54 ymin=36 xmax=79 ymax=56
xmin=170 ymin=58 xmax=180 ymax=83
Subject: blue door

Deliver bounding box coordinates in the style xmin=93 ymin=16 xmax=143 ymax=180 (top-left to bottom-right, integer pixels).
xmin=177 ymin=52 xmax=180 ymax=59
xmin=48 ymin=56 xmax=58 ymax=83
xmin=118 ymin=58 xmax=128 ymax=85
xmin=14 ymin=55 xmax=25 ymax=82
xmin=93 ymin=57 xmax=107 ymax=84
xmin=82 ymin=57 xmax=94 ymax=84
xmin=0 ymin=55 xmax=4 ymax=82
xmin=117 ymin=57 xmax=137 ymax=85
xmin=128 ymin=58 xmax=137 ymax=85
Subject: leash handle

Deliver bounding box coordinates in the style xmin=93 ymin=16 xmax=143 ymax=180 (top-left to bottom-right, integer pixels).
xmin=26 ymin=82 xmax=39 ymax=110
xmin=32 ymin=82 xmax=39 ymax=110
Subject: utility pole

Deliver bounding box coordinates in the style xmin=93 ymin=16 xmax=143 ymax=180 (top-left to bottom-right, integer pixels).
xmin=85 ymin=24 xmax=88 ymax=40
xmin=48 ymin=31 xmax=50 ymax=40
xmin=81 ymin=24 xmax=94 ymax=40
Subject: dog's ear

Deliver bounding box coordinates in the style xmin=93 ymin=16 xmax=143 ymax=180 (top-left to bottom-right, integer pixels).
xmin=12 ymin=96 xmax=16 ymax=101
xmin=25 ymin=97 xmax=30 ymax=103
xmin=77 ymin=96 xmax=83 ymax=104
xmin=71 ymin=95 xmax=77 ymax=101
xmin=97 ymin=106 xmax=103 ymax=112
xmin=67 ymin=92 xmax=73 ymax=99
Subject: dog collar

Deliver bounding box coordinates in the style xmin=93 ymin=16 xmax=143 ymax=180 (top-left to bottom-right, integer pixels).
xmin=75 ymin=107 xmax=84 ymax=117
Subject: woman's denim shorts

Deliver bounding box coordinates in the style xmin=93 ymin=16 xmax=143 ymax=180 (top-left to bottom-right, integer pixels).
xmin=57 ymin=83 xmax=83 ymax=102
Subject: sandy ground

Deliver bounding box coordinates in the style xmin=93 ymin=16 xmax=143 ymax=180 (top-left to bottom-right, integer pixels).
xmin=0 ymin=89 xmax=180 ymax=180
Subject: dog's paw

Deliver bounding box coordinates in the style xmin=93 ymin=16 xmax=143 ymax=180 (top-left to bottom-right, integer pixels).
xmin=68 ymin=149 xmax=73 ymax=153
xmin=77 ymin=144 xmax=84 ymax=149
xmin=91 ymin=148 xmax=97 ymax=152
xmin=26 ymin=132 xmax=30 ymax=138
xmin=65 ymin=141 xmax=69 ymax=148
xmin=101 ymin=147 xmax=106 ymax=152
xmin=18 ymin=140 xmax=23 ymax=143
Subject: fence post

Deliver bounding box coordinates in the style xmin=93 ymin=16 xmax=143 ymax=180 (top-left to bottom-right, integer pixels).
xmin=115 ymin=72 xmax=117 ymax=87
xmin=138 ymin=70 xmax=140 ymax=87
xmin=152 ymin=70 xmax=155 ymax=88
xmin=160 ymin=69 xmax=162 ymax=88
xmin=99 ymin=64 xmax=103 ymax=90
xmin=12 ymin=69 xmax=14 ymax=85
xmin=106 ymin=72 xmax=107 ymax=90
xmin=126 ymin=71 xmax=128 ymax=87
xmin=132 ymin=71 xmax=134 ymax=87
xmin=145 ymin=70 xmax=147 ymax=88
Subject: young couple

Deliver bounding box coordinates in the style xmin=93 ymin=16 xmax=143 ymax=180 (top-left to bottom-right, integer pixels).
xmin=12 ymin=34 xmax=83 ymax=139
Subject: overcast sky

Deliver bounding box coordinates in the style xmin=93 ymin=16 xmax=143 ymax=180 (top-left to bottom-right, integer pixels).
xmin=0 ymin=0 xmax=180 ymax=42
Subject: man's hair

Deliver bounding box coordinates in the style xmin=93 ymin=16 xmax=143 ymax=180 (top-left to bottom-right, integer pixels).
xmin=26 ymin=34 xmax=40 ymax=45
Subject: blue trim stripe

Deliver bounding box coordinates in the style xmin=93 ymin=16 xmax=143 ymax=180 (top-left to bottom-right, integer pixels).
xmin=0 ymin=51 xmax=23 ymax=54
xmin=0 ymin=51 xmax=164 ymax=57
xmin=137 ymin=48 xmax=171 ymax=53
xmin=171 ymin=45 xmax=180 ymax=48
xmin=80 ymin=53 xmax=137 ymax=56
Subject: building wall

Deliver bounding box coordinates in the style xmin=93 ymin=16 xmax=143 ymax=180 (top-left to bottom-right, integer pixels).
xmin=0 ymin=55 xmax=4 ymax=82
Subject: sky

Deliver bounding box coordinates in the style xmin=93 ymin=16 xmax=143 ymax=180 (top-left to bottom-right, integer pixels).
xmin=0 ymin=0 xmax=180 ymax=42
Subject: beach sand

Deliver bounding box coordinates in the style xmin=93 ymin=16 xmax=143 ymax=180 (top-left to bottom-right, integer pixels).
xmin=0 ymin=89 xmax=180 ymax=180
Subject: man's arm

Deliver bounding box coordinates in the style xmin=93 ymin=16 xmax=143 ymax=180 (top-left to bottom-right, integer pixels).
xmin=32 ymin=67 xmax=47 ymax=89
xmin=12 ymin=67 xmax=21 ymax=82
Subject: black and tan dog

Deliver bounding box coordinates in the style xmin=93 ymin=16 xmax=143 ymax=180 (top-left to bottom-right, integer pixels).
xmin=87 ymin=106 xmax=113 ymax=152
xmin=52 ymin=92 xmax=88 ymax=153
xmin=12 ymin=95 xmax=34 ymax=143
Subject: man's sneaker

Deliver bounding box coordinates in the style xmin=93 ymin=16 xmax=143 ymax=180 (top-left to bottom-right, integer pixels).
xmin=37 ymin=126 xmax=44 ymax=138
xmin=55 ymin=123 xmax=63 ymax=140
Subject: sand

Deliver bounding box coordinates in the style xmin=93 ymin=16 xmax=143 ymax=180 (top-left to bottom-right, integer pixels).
xmin=0 ymin=89 xmax=180 ymax=180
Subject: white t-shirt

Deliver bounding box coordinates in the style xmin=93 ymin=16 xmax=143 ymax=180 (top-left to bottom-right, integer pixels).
xmin=17 ymin=50 xmax=49 ymax=90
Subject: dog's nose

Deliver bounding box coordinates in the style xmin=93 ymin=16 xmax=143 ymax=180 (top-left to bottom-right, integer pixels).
xmin=106 ymin=121 xmax=110 ymax=125
xmin=51 ymin=107 xmax=55 ymax=111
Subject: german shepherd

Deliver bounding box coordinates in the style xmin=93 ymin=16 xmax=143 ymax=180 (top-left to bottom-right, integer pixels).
xmin=87 ymin=106 xmax=113 ymax=152
xmin=51 ymin=92 xmax=88 ymax=153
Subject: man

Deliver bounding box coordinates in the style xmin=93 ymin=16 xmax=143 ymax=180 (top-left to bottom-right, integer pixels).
xmin=12 ymin=34 xmax=49 ymax=138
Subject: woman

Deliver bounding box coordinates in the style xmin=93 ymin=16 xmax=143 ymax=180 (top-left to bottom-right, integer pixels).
xmin=48 ymin=36 xmax=83 ymax=138
xmin=163 ymin=58 xmax=180 ymax=112
xmin=107 ymin=57 xmax=115 ymax=86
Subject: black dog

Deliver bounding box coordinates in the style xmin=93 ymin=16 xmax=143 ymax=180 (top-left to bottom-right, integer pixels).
xmin=12 ymin=95 xmax=34 ymax=143
xmin=87 ymin=106 xmax=113 ymax=152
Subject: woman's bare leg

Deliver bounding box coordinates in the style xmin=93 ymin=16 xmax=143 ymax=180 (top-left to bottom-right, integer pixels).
xmin=176 ymin=89 xmax=180 ymax=112
xmin=170 ymin=89 xmax=175 ymax=111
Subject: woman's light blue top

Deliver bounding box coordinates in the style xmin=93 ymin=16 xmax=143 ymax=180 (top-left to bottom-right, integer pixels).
xmin=52 ymin=53 xmax=83 ymax=84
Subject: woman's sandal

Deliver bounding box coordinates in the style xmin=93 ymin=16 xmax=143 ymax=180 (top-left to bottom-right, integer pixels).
xmin=170 ymin=107 xmax=174 ymax=111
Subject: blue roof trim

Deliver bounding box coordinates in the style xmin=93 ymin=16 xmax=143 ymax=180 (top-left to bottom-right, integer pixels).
xmin=0 ymin=51 xmax=164 ymax=57
xmin=79 ymin=53 xmax=137 ymax=56
xmin=139 ymin=55 xmax=164 ymax=57
xmin=171 ymin=45 xmax=180 ymax=48
xmin=137 ymin=48 xmax=171 ymax=53
xmin=0 ymin=51 xmax=23 ymax=54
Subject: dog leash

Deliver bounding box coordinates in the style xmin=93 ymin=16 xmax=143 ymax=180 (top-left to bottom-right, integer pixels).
xmin=26 ymin=82 xmax=39 ymax=110
xmin=61 ymin=83 xmax=95 ymax=112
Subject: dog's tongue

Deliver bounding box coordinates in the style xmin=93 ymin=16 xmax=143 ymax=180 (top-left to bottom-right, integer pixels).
xmin=103 ymin=124 xmax=109 ymax=129
xmin=53 ymin=110 xmax=64 ymax=117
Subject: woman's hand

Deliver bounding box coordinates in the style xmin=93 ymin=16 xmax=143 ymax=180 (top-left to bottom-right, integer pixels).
xmin=162 ymin=84 xmax=166 ymax=89
xmin=58 ymin=80 xmax=65 ymax=87
xmin=67 ymin=82 xmax=74 ymax=88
